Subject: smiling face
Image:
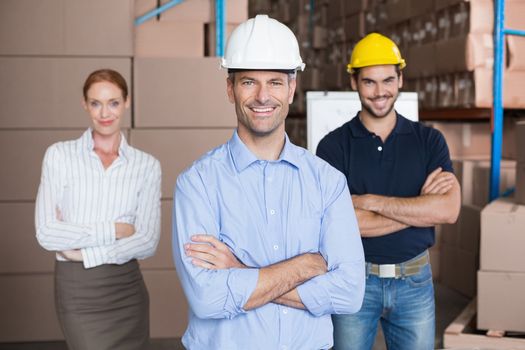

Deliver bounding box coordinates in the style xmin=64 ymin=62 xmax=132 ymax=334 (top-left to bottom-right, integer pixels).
xmin=227 ymin=70 xmax=296 ymax=139
xmin=351 ymin=64 xmax=402 ymax=120
xmin=83 ymin=81 xmax=129 ymax=137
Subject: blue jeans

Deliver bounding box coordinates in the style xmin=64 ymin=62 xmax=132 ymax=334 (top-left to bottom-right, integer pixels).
xmin=332 ymin=254 xmax=435 ymax=350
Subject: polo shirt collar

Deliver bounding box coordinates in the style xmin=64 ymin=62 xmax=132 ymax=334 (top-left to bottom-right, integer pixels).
xmin=229 ymin=130 xmax=300 ymax=172
xmin=348 ymin=111 xmax=412 ymax=138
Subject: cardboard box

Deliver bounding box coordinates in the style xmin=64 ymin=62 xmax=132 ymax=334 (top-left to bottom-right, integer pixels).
xmin=429 ymin=245 xmax=441 ymax=281
xmin=405 ymin=43 xmax=436 ymax=78
xmin=383 ymin=0 xmax=411 ymax=27
xmin=516 ymin=121 xmax=525 ymax=163
xmin=437 ymin=74 xmax=456 ymax=108
xmin=129 ymin=129 xmax=233 ymax=199
xmin=480 ymin=198 xmax=525 ymax=272
xmin=517 ymin=162 xmax=525 ymax=205
xmin=452 ymin=157 xmax=490 ymax=205
xmin=161 ymin=0 xmax=211 ymax=22
xmin=0 ymin=203 xmax=55 ymax=274
xmin=409 ymin=0 xmax=434 ymax=19
xmin=440 ymin=221 xmax=459 ymax=247
xmin=134 ymin=20 xmax=204 ymax=57
xmin=0 ymin=130 xmax=84 ymax=201
xmin=144 ymin=269 xmax=189 ymax=337
xmin=134 ymin=57 xmax=236 ymax=127
xmin=478 ymin=270 xmax=525 ymax=332
xmin=0 ymin=0 xmax=63 ymax=55
xmin=507 ymin=36 xmax=525 ymax=72
xmin=140 ymin=200 xmax=174 ymax=270
xmin=440 ymin=244 xmax=478 ymax=297
xmin=449 ymin=0 xmax=493 ymax=37
xmin=344 ymin=12 xmax=365 ymax=41
xmin=458 ymin=204 xmax=482 ymax=253
xmin=434 ymin=34 xmax=493 ymax=74
xmin=458 ymin=68 xmax=525 ymax=108
xmin=436 ymin=7 xmax=452 ymax=41
xmin=206 ymin=22 xmax=238 ymax=56
xmin=345 ymin=0 xmax=367 ymax=16
xmin=0 ymin=0 xmax=133 ymax=56
xmin=430 ymin=122 xmax=491 ymax=159
xmin=301 ymin=68 xmax=322 ymax=91
xmin=327 ymin=0 xmax=344 ymax=21
xmin=0 ymin=274 xmax=63 ymax=341
xmin=472 ymin=160 xmax=516 ymax=208
xmin=0 ymin=57 xmax=132 ymax=129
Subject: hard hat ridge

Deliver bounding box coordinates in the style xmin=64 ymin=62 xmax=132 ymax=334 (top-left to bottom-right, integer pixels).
xmin=221 ymin=14 xmax=306 ymax=72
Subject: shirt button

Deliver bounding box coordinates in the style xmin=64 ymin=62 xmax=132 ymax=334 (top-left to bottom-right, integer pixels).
xmin=269 ymin=209 xmax=276 ymax=215
xmin=283 ymin=309 xmax=288 ymax=314
xmin=267 ymin=177 xmax=273 ymax=182
xmin=377 ymin=146 xmax=383 ymax=151
xmin=273 ymin=245 xmax=279 ymax=250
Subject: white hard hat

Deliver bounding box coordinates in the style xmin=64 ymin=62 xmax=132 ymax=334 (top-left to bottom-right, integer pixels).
xmin=221 ymin=14 xmax=305 ymax=72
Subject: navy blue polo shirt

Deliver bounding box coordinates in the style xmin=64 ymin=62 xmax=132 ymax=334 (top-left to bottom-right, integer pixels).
xmin=316 ymin=112 xmax=453 ymax=264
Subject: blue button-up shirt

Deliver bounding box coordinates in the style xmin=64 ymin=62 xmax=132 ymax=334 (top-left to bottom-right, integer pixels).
xmin=173 ymin=131 xmax=365 ymax=350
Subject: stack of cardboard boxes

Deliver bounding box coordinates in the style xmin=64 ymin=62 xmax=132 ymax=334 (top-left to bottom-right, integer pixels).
xmin=247 ymin=0 xmax=525 ymax=111
xmin=430 ymin=120 xmax=517 ymax=298
xmin=477 ymin=122 xmax=525 ymax=333
xmin=0 ymin=0 xmax=247 ymax=342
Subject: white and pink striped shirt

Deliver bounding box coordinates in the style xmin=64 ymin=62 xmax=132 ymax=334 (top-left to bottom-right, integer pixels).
xmin=35 ymin=129 xmax=161 ymax=268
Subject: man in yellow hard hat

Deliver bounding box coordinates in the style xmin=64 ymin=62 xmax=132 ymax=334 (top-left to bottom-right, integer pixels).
xmin=317 ymin=33 xmax=461 ymax=350
xmin=172 ymin=15 xmax=365 ymax=350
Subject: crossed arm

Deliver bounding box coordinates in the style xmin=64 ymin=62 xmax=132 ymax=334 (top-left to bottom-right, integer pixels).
xmin=185 ymin=235 xmax=324 ymax=310
xmin=354 ymin=167 xmax=461 ymax=237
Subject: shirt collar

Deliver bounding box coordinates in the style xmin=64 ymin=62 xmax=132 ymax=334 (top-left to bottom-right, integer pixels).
xmin=348 ymin=111 xmax=412 ymax=138
xmin=81 ymin=128 xmax=130 ymax=161
xmin=228 ymin=130 xmax=300 ymax=172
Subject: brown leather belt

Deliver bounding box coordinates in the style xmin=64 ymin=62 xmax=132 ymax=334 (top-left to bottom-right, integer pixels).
xmin=368 ymin=251 xmax=429 ymax=278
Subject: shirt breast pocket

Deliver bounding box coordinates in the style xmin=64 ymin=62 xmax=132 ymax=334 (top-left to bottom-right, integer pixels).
xmin=290 ymin=217 xmax=322 ymax=253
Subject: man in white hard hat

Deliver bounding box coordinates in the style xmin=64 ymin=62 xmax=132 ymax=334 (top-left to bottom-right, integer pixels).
xmin=172 ymin=15 xmax=365 ymax=350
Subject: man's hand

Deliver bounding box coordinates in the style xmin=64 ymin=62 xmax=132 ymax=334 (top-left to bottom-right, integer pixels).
xmin=59 ymin=249 xmax=83 ymax=262
xmin=185 ymin=234 xmax=245 ymax=269
xmin=420 ymin=167 xmax=455 ymax=195
xmin=115 ymin=223 xmax=135 ymax=239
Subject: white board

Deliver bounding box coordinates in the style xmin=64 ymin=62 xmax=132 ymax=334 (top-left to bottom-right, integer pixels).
xmin=306 ymin=91 xmax=419 ymax=153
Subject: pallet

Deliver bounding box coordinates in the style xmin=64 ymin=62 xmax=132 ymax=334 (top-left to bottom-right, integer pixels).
xmin=444 ymin=298 xmax=525 ymax=349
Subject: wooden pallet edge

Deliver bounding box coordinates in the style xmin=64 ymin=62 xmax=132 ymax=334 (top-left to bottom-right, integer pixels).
xmin=443 ymin=297 xmax=525 ymax=349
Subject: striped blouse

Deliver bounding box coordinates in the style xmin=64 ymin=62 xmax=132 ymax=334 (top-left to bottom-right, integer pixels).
xmin=35 ymin=129 xmax=161 ymax=269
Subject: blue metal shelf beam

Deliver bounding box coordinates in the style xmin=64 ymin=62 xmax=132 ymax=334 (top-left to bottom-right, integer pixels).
xmin=215 ymin=0 xmax=226 ymax=57
xmin=490 ymin=0 xmax=525 ymax=201
xmin=134 ymin=0 xmax=185 ymax=26
xmin=134 ymin=0 xmax=226 ymax=58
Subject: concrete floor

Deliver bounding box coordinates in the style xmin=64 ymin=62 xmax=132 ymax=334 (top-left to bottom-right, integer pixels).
xmin=0 ymin=283 xmax=470 ymax=350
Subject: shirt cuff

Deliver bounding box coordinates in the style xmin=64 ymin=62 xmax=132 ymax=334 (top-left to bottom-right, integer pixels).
xmin=81 ymin=246 xmax=107 ymax=269
xmin=94 ymin=221 xmax=116 ymax=246
xmin=297 ymin=276 xmax=333 ymax=317
xmin=225 ymin=268 xmax=259 ymax=315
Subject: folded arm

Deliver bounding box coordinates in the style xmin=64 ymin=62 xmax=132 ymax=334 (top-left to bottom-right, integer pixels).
xmin=184 ymin=171 xmax=366 ymax=316
xmin=81 ymin=160 xmax=162 ymax=268
xmin=353 ymin=168 xmax=461 ymax=229
xmin=35 ymin=145 xmax=117 ymax=251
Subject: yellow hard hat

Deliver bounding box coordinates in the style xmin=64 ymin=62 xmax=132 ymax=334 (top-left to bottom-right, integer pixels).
xmin=347 ymin=33 xmax=406 ymax=73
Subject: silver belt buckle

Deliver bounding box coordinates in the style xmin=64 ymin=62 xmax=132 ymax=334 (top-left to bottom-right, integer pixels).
xmin=378 ymin=264 xmax=396 ymax=278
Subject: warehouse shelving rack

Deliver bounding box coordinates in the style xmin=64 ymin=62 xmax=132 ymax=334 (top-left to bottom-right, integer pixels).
xmin=490 ymin=0 xmax=525 ymax=200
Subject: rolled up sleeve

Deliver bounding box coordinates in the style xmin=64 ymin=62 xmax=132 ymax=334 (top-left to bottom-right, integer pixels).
xmin=173 ymin=168 xmax=259 ymax=320
xmin=297 ymin=171 xmax=365 ymax=316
